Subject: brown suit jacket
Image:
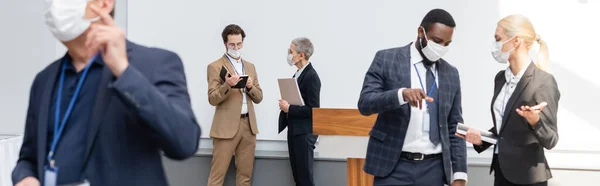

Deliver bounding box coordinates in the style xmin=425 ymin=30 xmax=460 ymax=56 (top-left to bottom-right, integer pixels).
xmin=207 ymin=55 xmax=263 ymax=139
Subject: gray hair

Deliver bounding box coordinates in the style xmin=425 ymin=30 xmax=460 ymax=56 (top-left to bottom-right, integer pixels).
xmin=292 ymin=37 xmax=314 ymax=60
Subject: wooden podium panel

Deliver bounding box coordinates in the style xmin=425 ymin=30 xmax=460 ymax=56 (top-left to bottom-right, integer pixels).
xmin=312 ymin=108 xmax=377 ymax=136
xmin=313 ymin=108 xmax=376 ymax=186
xmin=347 ymin=158 xmax=374 ymax=186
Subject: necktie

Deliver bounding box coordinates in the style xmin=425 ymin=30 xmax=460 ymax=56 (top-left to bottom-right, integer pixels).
xmin=426 ymin=65 xmax=440 ymax=145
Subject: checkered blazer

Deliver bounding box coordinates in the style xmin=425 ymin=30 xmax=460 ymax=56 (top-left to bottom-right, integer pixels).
xmin=357 ymin=43 xmax=467 ymax=184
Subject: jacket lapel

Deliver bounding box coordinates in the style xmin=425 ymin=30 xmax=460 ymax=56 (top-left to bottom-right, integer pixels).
xmin=490 ymin=72 xmax=506 ymax=134
xmin=499 ymin=63 xmax=535 ymax=134
xmin=83 ymin=42 xmax=134 ymax=162
xmin=399 ymin=44 xmax=412 ymax=123
xmin=221 ymin=55 xmax=238 ymax=75
xmin=83 ymin=66 xmax=113 ymax=162
xmin=37 ymin=60 xmax=61 ymax=173
xmin=296 ymin=63 xmax=313 ymax=86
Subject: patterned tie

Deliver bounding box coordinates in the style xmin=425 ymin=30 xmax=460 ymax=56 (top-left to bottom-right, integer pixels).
xmin=426 ymin=65 xmax=440 ymax=145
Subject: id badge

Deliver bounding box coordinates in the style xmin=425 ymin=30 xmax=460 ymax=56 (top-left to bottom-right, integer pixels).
xmin=44 ymin=166 xmax=59 ymax=186
xmin=423 ymin=106 xmax=430 ymax=132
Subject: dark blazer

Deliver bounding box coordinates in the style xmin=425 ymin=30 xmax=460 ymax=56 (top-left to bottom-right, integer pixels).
xmin=357 ymin=43 xmax=466 ymax=184
xmin=12 ymin=41 xmax=201 ymax=186
xmin=474 ymin=62 xmax=560 ymax=184
xmin=278 ymin=63 xmax=321 ymax=136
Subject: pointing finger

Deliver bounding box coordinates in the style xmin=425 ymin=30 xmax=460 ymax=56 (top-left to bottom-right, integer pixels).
xmin=425 ymin=97 xmax=434 ymax=103
xmin=90 ymin=4 xmax=115 ymax=26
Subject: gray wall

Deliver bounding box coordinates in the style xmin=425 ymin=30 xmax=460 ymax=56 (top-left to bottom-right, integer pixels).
xmin=0 ymin=0 xmax=128 ymax=135
xmin=0 ymin=0 xmax=57 ymax=135
xmin=163 ymin=153 xmax=346 ymax=186
xmin=163 ymin=152 xmax=599 ymax=186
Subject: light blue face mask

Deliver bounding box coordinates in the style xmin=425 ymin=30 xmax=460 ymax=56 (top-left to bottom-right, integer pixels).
xmin=419 ymin=26 xmax=449 ymax=62
xmin=287 ymin=53 xmax=297 ymax=66
xmin=227 ymin=47 xmax=243 ymax=59
xmin=491 ymin=36 xmax=516 ymax=64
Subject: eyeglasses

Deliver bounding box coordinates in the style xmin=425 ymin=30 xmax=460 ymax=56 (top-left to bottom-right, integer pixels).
xmin=227 ymin=42 xmax=243 ymax=49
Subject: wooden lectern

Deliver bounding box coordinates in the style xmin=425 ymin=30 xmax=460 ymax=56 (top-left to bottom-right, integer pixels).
xmin=312 ymin=108 xmax=377 ymax=186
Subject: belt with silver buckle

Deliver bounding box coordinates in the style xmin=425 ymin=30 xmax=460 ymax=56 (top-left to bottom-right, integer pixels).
xmin=400 ymin=152 xmax=441 ymax=161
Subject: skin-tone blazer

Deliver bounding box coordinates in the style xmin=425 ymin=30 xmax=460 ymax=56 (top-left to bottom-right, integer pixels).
xmin=206 ymin=55 xmax=263 ymax=139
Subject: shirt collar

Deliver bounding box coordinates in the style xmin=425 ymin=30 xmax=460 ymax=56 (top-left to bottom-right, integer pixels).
xmin=504 ymin=63 xmax=528 ymax=84
xmin=225 ymin=54 xmax=242 ymax=64
xmin=62 ymin=52 xmax=104 ymax=71
xmin=410 ymin=42 xmax=423 ymax=65
xmin=410 ymin=42 xmax=436 ymax=70
xmin=295 ymin=62 xmax=310 ymax=77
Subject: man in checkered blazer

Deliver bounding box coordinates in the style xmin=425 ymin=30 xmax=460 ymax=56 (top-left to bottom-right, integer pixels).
xmin=358 ymin=9 xmax=467 ymax=186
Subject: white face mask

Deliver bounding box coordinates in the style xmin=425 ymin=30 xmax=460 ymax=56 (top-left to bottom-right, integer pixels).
xmin=287 ymin=53 xmax=297 ymax=66
xmin=491 ymin=37 xmax=516 ymax=64
xmin=419 ymin=27 xmax=449 ymax=62
xmin=227 ymin=48 xmax=243 ymax=59
xmin=44 ymin=0 xmax=98 ymax=42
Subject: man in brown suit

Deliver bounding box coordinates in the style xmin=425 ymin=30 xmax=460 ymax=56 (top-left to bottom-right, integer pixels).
xmin=206 ymin=24 xmax=263 ymax=186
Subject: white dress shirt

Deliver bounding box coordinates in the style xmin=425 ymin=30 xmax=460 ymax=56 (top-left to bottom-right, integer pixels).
xmin=397 ymin=42 xmax=467 ymax=182
xmin=492 ymin=65 xmax=527 ymax=153
xmin=226 ymin=55 xmax=248 ymax=114
xmin=294 ymin=62 xmax=310 ymax=79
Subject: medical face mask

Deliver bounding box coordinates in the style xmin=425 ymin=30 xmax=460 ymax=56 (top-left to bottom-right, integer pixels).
xmin=227 ymin=47 xmax=243 ymax=59
xmin=491 ymin=37 xmax=516 ymax=64
xmin=45 ymin=0 xmax=99 ymax=42
xmin=419 ymin=27 xmax=449 ymax=62
xmin=287 ymin=53 xmax=297 ymax=66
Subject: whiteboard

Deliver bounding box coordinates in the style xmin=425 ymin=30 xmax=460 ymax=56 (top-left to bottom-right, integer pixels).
xmin=126 ymin=0 xmax=600 ymax=155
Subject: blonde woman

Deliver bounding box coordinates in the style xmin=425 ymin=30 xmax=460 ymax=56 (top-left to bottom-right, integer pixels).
xmin=457 ymin=15 xmax=560 ymax=186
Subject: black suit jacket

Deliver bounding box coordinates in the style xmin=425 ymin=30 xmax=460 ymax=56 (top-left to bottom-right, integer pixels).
xmin=278 ymin=63 xmax=321 ymax=136
xmin=474 ymin=62 xmax=560 ymax=184
xmin=12 ymin=41 xmax=201 ymax=185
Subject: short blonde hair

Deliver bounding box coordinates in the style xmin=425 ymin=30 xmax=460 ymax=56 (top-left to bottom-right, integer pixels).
xmin=498 ymin=15 xmax=549 ymax=72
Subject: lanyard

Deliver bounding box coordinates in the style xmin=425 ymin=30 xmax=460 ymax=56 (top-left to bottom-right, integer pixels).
xmin=48 ymin=54 xmax=98 ymax=167
xmin=413 ymin=63 xmax=437 ymax=98
xmin=225 ymin=55 xmax=245 ymax=75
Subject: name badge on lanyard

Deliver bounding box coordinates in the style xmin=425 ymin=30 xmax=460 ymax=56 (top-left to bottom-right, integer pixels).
xmin=45 ymin=54 xmax=97 ymax=186
xmin=414 ymin=63 xmax=437 ymax=132
xmin=413 ymin=63 xmax=437 ymax=113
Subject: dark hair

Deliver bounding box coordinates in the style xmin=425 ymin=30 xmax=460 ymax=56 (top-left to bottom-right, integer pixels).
xmin=420 ymin=9 xmax=456 ymax=32
xmin=221 ymin=24 xmax=246 ymax=43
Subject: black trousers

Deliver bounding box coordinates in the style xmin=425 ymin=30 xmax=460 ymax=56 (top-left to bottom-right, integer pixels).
xmin=493 ymin=155 xmax=548 ymax=186
xmin=287 ymin=134 xmax=318 ymax=186
xmin=373 ymin=156 xmax=445 ymax=186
